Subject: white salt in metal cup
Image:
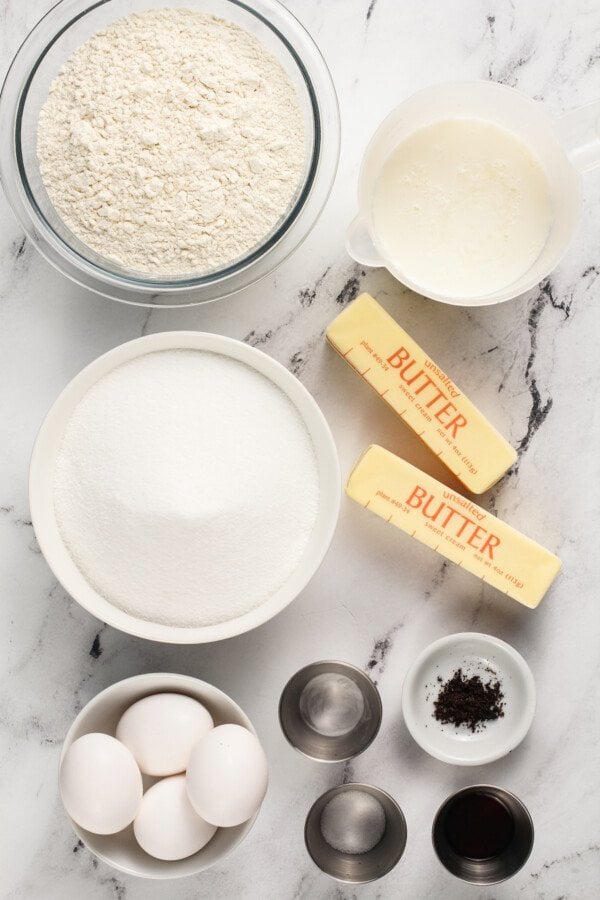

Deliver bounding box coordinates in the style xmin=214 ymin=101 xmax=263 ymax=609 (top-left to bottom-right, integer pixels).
xmin=304 ymin=783 xmax=407 ymax=883
xmin=347 ymin=81 xmax=600 ymax=306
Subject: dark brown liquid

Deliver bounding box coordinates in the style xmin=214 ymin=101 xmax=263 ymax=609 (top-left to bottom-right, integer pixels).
xmin=444 ymin=792 xmax=515 ymax=860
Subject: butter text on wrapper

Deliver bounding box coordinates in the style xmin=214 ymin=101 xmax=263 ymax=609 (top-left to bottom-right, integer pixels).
xmin=346 ymin=445 xmax=561 ymax=609
xmin=326 ymin=293 xmax=517 ymax=493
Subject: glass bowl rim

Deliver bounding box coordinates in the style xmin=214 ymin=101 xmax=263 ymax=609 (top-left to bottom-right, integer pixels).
xmin=1 ymin=0 xmax=340 ymax=302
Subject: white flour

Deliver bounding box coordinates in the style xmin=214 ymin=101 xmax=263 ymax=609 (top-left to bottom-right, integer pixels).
xmin=37 ymin=8 xmax=306 ymax=276
xmin=53 ymin=350 xmax=319 ymax=627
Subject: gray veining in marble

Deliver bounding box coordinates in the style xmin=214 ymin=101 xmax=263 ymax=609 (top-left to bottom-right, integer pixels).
xmin=1 ymin=0 xmax=600 ymax=898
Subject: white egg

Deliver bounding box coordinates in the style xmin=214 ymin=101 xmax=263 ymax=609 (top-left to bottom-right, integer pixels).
xmin=186 ymin=724 xmax=268 ymax=827
xmin=60 ymin=733 xmax=142 ymax=834
xmin=116 ymin=693 xmax=213 ymax=776
xmin=134 ymin=774 xmax=217 ymax=861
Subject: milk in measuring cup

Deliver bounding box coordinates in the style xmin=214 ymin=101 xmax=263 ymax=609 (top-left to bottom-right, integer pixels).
xmin=371 ymin=118 xmax=553 ymax=298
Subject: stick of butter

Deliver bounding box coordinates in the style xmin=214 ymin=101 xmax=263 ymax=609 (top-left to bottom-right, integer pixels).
xmin=346 ymin=445 xmax=561 ymax=608
xmin=327 ymin=293 xmax=517 ymax=494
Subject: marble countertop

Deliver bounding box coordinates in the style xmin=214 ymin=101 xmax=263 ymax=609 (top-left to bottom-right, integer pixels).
xmin=1 ymin=0 xmax=599 ymax=897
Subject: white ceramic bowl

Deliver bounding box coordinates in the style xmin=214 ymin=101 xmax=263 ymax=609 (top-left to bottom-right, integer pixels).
xmin=30 ymin=331 xmax=341 ymax=643
xmin=402 ymin=633 xmax=535 ymax=766
xmin=60 ymin=673 xmax=262 ymax=878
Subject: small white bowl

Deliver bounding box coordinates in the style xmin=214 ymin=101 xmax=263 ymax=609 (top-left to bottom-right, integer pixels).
xmin=60 ymin=673 xmax=262 ymax=879
xmin=29 ymin=331 xmax=341 ymax=643
xmin=402 ymin=633 xmax=535 ymax=766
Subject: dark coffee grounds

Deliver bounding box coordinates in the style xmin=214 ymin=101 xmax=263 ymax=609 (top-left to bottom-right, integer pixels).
xmin=433 ymin=668 xmax=505 ymax=732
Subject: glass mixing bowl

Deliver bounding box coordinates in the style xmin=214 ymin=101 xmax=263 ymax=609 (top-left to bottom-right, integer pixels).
xmin=0 ymin=0 xmax=340 ymax=307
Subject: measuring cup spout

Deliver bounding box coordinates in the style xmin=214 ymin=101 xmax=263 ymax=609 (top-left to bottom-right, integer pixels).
xmin=555 ymin=99 xmax=600 ymax=174
xmin=345 ymin=215 xmax=385 ymax=268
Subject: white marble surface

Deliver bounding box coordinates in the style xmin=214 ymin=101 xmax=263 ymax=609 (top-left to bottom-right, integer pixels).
xmin=1 ymin=0 xmax=600 ymax=897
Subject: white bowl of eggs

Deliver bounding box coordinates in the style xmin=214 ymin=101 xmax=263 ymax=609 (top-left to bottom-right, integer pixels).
xmin=59 ymin=673 xmax=268 ymax=878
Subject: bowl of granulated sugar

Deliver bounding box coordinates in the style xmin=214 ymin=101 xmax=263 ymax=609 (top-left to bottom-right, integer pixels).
xmin=29 ymin=332 xmax=341 ymax=643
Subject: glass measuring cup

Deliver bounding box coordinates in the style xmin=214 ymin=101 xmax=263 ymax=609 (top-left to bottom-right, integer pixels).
xmin=346 ymin=81 xmax=600 ymax=306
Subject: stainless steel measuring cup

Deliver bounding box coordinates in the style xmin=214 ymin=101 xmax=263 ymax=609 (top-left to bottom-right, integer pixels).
xmin=305 ymin=783 xmax=407 ymax=883
xmin=279 ymin=661 xmax=382 ymax=762
xmin=432 ymin=784 xmax=534 ymax=884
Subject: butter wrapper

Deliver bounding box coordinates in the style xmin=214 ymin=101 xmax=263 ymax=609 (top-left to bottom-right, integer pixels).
xmin=327 ymin=293 xmax=517 ymax=494
xmin=346 ymin=445 xmax=561 ymax=609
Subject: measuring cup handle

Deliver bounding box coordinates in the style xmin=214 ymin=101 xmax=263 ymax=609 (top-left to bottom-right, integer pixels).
xmin=555 ymin=100 xmax=600 ymax=174
xmin=345 ymin=215 xmax=385 ymax=268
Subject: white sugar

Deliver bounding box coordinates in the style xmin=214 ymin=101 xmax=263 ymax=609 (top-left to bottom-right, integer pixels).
xmin=53 ymin=349 xmax=319 ymax=627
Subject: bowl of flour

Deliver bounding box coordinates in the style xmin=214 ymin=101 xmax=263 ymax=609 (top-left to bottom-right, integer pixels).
xmin=1 ymin=0 xmax=339 ymax=306
xmin=29 ymin=332 xmax=341 ymax=643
